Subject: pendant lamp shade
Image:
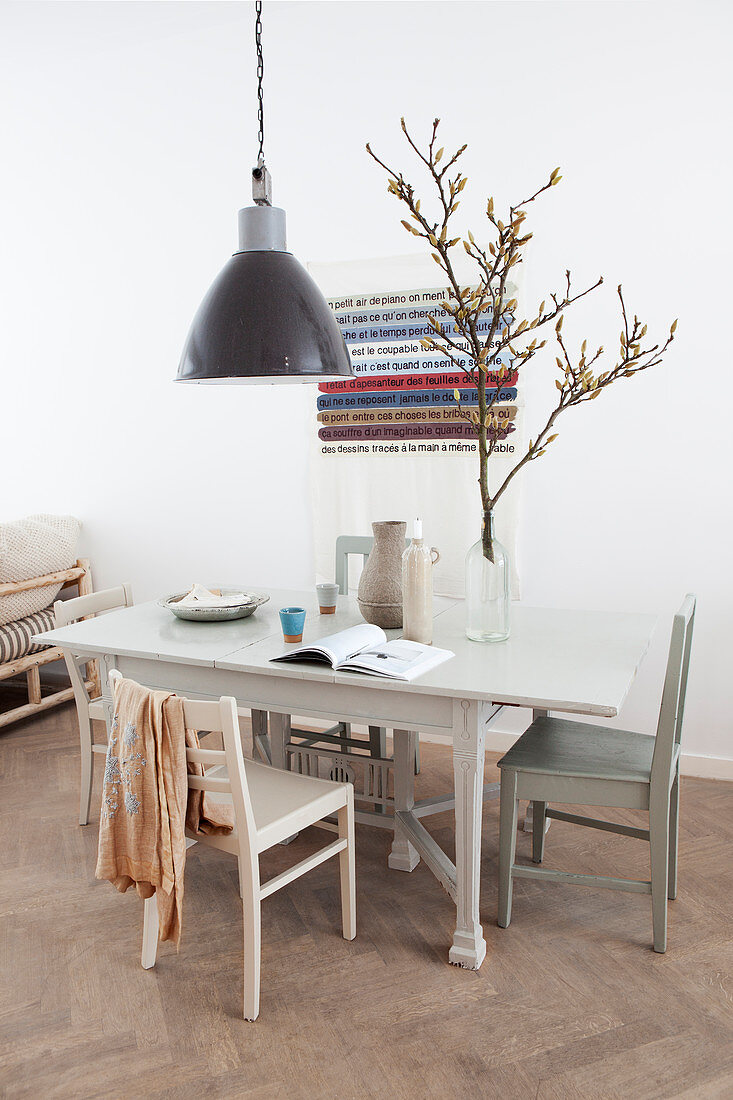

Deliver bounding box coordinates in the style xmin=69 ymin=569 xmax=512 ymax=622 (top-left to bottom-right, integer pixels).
xmin=176 ymin=205 xmax=352 ymax=385
xmin=176 ymin=3 xmax=351 ymax=385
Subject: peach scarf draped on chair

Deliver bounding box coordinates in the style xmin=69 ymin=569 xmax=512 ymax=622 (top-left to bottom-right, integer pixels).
xmin=95 ymin=676 xmax=233 ymax=945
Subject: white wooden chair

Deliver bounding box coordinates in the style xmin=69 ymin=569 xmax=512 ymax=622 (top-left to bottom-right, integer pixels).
xmin=54 ymin=584 xmax=134 ymax=826
xmin=107 ymin=671 xmax=356 ymax=1021
xmin=56 ymin=585 xmax=272 ymax=820
xmin=497 ymin=595 xmax=696 ymax=953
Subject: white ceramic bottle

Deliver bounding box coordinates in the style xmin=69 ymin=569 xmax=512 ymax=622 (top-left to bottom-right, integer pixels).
xmin=402 ymin=518 xmax=440 ymax=645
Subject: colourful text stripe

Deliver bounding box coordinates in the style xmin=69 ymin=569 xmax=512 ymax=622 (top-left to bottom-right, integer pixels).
xmin=319 ymin=424 xmax=520 ymax=443
xmin=316 ymin=388 xmax=517 ymax=411
xmin=328 ymin=287 xmax=452 ymax=313
xmin=317 ymin=406 xmax=518 ymax=426
xmin=341 ymin=318 xmax=500 ymax=343
xmin=319 ymin=370 xmax=517 ymax=393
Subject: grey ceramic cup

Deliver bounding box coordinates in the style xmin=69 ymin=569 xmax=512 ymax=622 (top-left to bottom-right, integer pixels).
xmin=316 ymin=583 xmax=339 ymax=614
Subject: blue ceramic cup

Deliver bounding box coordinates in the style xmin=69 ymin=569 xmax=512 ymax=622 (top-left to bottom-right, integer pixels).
xmin=279 ymin=606 xmax=306 ymax=642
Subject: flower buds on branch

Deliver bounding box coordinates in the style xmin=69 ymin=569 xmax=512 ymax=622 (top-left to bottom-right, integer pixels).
xmin=366 ymin=120 xmax=676 ymax=560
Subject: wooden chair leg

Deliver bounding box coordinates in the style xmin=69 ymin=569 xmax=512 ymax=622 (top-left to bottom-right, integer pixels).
xmin=414 ymin=736 xmax=421 ymax=775
xmin=367 ymin=727 xmax=388 ymax=813
xmin=498 ymin=770 xmax=519 ymax=928
xmin=532 ymin=800 xmax=547 ymax=863
xmin=650 ymin=795 xmax=670 ymax=953
xmin=78 ymin=709 xmax=94 ymax=826
xmin=141 ymin=894 xmax=159 ymax=969
xmin=368 ymin=725 xmax=386 ymax=758
xmin=668 ymin=765 xmax=680 ymax=901
xmin=250 ymin=709 xmax=271 ymax=764
xmin=242 ymin=895 xmax=262 ymax=1022
xmin=337 ymin=797 xmax=356 ymax=940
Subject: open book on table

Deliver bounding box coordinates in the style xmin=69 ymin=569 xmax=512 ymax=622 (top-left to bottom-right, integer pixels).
xmin=270 ymin=623 xmax=453 ymax=682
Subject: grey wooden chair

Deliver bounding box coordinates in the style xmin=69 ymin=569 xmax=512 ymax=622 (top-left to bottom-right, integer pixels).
xmin=334 ymin=534 xmax=418 ymax=773
xmin=287 ymin=534 xmax=419 ymax=792
xmin=497 ymin=594 xmax=696 ymax=953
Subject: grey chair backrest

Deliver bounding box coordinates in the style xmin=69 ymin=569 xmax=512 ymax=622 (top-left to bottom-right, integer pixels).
xmin=650 ymin=594 xmax=696 ymax=790
xmin=334 ymin=537 xmax=373 ymax=595
xmin=334 ymin=534 xmax=410 ymax=595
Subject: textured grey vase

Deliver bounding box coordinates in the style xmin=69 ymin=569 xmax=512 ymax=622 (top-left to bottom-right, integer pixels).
xmin=357 ymin=521 xmax=406 ymax=628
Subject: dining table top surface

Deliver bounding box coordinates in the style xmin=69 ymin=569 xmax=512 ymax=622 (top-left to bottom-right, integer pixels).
xmin=36 ymin=586 xmax=657 ymax=719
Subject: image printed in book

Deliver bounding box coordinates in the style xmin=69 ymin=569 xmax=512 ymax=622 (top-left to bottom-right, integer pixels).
xmin=270 ymin=623 xmax=453 ymax=682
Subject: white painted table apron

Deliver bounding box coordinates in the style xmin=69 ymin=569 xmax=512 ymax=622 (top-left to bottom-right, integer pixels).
xmin=36 ymin=588 xmax=655 ymax=971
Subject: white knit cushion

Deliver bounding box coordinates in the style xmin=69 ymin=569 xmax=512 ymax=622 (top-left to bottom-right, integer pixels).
xmin=0 ymin=514 xmax=81 ymax=627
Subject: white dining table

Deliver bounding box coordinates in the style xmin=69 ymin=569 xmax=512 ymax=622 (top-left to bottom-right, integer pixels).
xmin=36 ymin=588 xmax=655 ymax=971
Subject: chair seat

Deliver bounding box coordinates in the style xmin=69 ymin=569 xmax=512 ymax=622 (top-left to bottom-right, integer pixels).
xmin=203 ymin=758 xmax=350 ymax=852
xmin=498 ymin=716 xmax=658 ymax=784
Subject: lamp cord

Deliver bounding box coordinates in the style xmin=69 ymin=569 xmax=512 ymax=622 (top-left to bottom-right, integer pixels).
xmin=255 ymin=0 xmax=265 ymax=166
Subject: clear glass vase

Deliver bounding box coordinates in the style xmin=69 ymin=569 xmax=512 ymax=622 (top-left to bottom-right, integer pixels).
xmin=465 ymin=512 xmax=510 ymax=642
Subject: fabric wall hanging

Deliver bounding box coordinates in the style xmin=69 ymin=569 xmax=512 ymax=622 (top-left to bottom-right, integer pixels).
xmin=308 ymin=254 xmax=524 ymax=598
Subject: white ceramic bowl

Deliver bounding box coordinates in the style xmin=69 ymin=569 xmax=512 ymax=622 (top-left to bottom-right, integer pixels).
xmin=158 ymin=590 xmax=270 ymax=622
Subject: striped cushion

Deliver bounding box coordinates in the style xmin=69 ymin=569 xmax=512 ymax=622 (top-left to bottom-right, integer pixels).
xmin=0 ymin=607 xmax=56 ymax=664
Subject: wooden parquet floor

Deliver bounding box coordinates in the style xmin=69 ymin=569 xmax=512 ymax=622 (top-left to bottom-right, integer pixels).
xmin=1 ymin=702 xmax=732 ymax=1099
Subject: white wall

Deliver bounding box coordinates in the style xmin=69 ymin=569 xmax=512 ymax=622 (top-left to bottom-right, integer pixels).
xmin=1 ymin=1 xmax=730 ymax=769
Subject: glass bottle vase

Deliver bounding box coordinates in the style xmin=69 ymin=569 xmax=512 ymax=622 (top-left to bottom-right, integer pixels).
xmin=465 ymin=512 xmax=510 ymax=642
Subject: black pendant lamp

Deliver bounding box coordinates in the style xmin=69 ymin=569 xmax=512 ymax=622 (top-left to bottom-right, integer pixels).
xmin=176 ymin=2 xmax=353 ymax=385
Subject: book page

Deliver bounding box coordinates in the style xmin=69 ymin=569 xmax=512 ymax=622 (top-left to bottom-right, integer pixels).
xmin=271 ymin=623 xmax=386 ymax=666
xmin=337 ymin=639 xmax=453 ymax=681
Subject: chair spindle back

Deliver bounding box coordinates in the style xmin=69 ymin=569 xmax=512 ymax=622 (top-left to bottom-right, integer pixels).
xmin=334 ymin=534 xmax=410 ymax=595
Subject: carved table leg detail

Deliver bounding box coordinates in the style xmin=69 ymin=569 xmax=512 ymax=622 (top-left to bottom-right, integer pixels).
xmin=449 ymin=699 xmax=488 ymax=970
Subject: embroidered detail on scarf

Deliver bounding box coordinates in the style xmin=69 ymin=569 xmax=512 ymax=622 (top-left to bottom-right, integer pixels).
xmin=102 ymin=729 xmax=147 ymax=821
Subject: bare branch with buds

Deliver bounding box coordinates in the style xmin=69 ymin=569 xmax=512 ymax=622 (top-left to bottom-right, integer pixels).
xmin=366 ymin=120 xmax=676 ymax=561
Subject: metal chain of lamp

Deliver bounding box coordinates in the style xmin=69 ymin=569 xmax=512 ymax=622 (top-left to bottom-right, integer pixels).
xmin=176 ymin=1 xmax=353 ymax=384
xmin=250 ymin=1 xmax=272 ymax=209
xmin=254 ymin=0 xmax=265 ymax=164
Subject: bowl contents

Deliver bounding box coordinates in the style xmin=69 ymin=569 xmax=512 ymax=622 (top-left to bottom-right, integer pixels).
xmin=176 ymin=583 xmax=253 ymax=609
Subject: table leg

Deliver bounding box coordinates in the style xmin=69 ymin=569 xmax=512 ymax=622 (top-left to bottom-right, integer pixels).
xmin=449 ymin=699 xmax=488 ymax=970
xmin=388 ymin=729 xmax=420 ymax=872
